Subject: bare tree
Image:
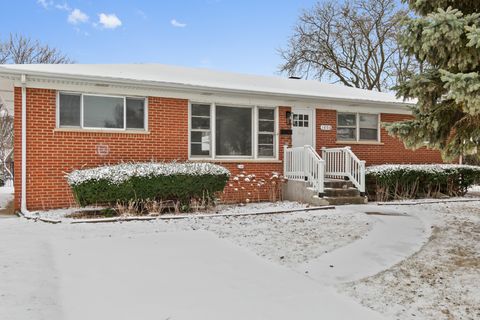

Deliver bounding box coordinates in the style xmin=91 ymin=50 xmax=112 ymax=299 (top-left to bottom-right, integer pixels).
xmin=0 ymin=33 xmax=72 ymax=183
xmin=0 ymin=102 xmax=13 ymax=183
xmin=279 ymin=0 xmax=413 ymax=91
xmin=0 ymin=33 xmax=72 ymax=64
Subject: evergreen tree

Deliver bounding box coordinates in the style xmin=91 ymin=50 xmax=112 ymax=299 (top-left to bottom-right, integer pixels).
xmin=385 ymin=0 xmax=480 ymax=160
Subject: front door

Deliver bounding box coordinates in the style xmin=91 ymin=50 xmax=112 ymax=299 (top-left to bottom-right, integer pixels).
xmin=292 ymin=107 xmax=314 ymax=148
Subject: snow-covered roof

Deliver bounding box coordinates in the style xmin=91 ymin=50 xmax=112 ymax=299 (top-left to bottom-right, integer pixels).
xmin=0 ymin=64 xmax=407 ymax=106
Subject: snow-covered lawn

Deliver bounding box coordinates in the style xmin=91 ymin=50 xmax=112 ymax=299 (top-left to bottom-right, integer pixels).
xmin=1 ymin=195 xmax=479 ymax=319
xmin=0 ymin=211 xmax=383 ymax=320
xmin=341 ymin=201 xmax=480 ymax=320
xmin=28 ymin=202 xmax=373 ymax=267
xmin=0 ymin=186 xmax=14 ymax=212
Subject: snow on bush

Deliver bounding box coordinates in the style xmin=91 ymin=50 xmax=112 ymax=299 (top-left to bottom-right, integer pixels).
xmin=366 ymin=164 xmax=480 ymax=176
xmin=365 ymin=164 xmax=480 ymax=201
xmin=66 ymin=162 xmax=230 ymax=186
xmin=66 ymin=162 xmax=230 ymax=212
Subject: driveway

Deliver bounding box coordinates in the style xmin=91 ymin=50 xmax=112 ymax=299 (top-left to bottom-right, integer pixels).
xmin=0 ymin=219 xmax=387 ymax=320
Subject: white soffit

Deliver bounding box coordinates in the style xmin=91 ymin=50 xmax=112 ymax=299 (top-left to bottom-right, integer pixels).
xmin=0 ymin=63 xmax=410 ymax=108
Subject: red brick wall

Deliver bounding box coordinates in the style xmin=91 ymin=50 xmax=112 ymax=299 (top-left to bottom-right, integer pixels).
xmin=14 ymin=87 xmax=445 ymax=210
xmin=315 ymin=109 xmax=444 ymax=165
xmin=14 ymin=87 xmax=291 ymax=210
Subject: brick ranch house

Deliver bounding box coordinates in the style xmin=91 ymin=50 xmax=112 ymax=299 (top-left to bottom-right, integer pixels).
xmin=0 ymin=64 xmax=444 ymax=211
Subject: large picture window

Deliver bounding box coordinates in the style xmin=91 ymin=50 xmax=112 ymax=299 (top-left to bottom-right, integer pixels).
xmin=216 ymin=106 xmax=252 ymax=156
xmin=189 ymin=103 xmax=277 ymax=159
xmin=58 ymin=92 xmax=147 ymax=130
xmin=337 ymin=112 xmax=379 ymax=142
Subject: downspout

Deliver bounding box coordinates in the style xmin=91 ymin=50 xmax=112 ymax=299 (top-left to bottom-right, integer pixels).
xmin=20 ymin=74 xmax=29 ymax=214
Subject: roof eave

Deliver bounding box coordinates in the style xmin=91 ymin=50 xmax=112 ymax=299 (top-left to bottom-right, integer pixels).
xmin=0 ymin=67 xmax=411 ymax=109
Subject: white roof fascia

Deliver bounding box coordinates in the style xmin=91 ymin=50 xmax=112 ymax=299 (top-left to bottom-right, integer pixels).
xmin=0 ymin=66 xmax=413 ymax=113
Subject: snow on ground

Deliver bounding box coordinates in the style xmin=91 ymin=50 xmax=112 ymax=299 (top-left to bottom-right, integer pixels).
xmin=33 ymin=201 xmax=309 ymax=222
xmin=0 ymin=212 xmax=384 ymax=320
xmin=33 ymin=202 xmax=371 ymax=267
xmin=0 ymin=186 xmax=14 ymax=211
xmin=167 ymin=208 xmax=371 ymax=267
xmin=340 ymin=200 xmax=480 ymax=320
xmin=1 ymin=197 xmax=479 ymax=319
xmin=296 ymin=204 xmax=430 ymax=284
xmin=468 ymin=184 xmax=480 ymax=194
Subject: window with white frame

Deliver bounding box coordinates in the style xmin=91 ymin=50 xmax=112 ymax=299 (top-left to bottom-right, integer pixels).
xmin=337 ymin=112 xmax=379 ymax=142
xmin=189 ymin=103 xmax=277 ymax=159
xmin=58 ymin=92 xmax=147 ymax=130
xmin=190 ymin=104 xmax=211 ymax=156
xmin=292 ymin=113 xmax=309 ymax=127
xmin=258 ymin=108 xmax=275 ymax=157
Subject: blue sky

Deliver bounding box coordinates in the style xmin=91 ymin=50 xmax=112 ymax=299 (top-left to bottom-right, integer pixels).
xmin=1 ymin=0 xmax=319 ymax=76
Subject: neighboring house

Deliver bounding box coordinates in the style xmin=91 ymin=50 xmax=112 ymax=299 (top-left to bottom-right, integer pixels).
xmin=0 ymin=78 xmax=14 ymax=115
xmin=0 ymin=64 xmax=444 ymax=211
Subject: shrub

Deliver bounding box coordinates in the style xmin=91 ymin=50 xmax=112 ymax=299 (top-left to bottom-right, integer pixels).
xmin=225 ymin=171 xmax=286 ymax=204
xmin=66 ymin=162 xmax=230 ymax=212
xmin=366 ymin=164 xmax=480 ymax=201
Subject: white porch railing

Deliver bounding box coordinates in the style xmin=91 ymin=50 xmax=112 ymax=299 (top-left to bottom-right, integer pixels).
xmin=284 ymin=145 xmax=325 ymax=194
xmin=321 ymin=146 xmax=366 ymax=193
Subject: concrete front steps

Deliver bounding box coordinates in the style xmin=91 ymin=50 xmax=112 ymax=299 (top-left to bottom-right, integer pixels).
xmin=284 ymin=179 xmax=367 ymax=206
xmin=323 ymin=179 xmax=367 ymax=205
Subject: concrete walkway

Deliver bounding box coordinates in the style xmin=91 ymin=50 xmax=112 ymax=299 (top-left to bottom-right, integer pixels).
xmin=296 ymin=204 xmax=431 ymax=284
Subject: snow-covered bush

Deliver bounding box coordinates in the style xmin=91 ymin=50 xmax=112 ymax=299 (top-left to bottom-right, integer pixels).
xmin=366 ymin=164 xmax=480 ymax=201
xmin=66 ymin=162 xmax=230 ymax=212
xmin=225 ymin=171 xmax=286 ymax=204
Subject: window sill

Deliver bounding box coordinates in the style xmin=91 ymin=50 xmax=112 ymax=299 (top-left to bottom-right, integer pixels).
xmin=189 ymin=158 xmax=282 ymax=163
xmin=54 ymin=128 xmax=150 ymax=134
xmin=336 ymin=141 xmax=384 ymax=145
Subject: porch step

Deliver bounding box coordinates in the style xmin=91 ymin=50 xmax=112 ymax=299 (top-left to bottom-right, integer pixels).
xmin=324 ymin=187 xmax=360 ymax=197
xmin=321 ymin=179 xmax=365 ymax=205
xmin=323 ymin=196 xmax=368 ymax=205
xmin=324 ymin=179 xmax=354 ymax=189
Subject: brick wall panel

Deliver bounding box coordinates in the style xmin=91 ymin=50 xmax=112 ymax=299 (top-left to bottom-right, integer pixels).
xmin=14 ymin=89 xmax=444 ymax=211
xmin=315 ymin=109 xmax=444 ymax=165
xmin=14 ymin=89 xmax=291 ymax=210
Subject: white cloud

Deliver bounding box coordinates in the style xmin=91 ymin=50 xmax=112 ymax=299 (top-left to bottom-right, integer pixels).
xmin=98 ymin=13 xmax=122 ymax=29
xmin=171 ymin=19 xmax=187 ymax=28
xmin=55 ymin=2 xmax=71 ymax=11
xmin=37 ymin=0 xmax=53 ymax=9
xmin=68 ymin=9 xmax=89 ymax=25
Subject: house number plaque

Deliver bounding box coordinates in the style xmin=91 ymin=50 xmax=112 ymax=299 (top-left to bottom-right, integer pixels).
xmin=320 ymin=125 xmax=332 ymax=131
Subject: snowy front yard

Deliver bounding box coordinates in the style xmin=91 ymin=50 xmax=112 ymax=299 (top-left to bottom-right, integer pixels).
xmin=0 ymin=207 xmax=383 ymax=320
xmin=341 ymin=201 xmax=480 ymax=320
xmin=0 ymin=187 xmax=479 ymax=319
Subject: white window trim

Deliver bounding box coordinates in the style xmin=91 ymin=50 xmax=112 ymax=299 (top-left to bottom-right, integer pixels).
xmin=56 ymin=91 xmax=148 ymax=131
xmin=257 ymin=107 xmax=276 ymax=159
xmin=188 ymin=102 xmax=278 ymax=160
xmin=337 ymin=112 xmax=381 ymax=142
xmin=189 ymin=103 xmax=212 ymax=158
